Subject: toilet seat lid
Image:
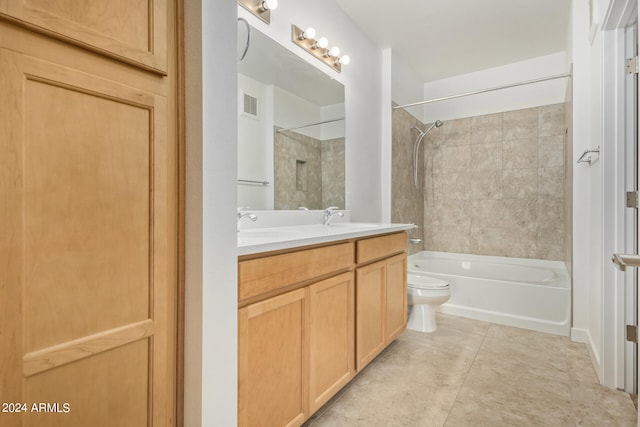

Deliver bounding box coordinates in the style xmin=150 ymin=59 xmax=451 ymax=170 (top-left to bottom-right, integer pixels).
xmin=407 ymin=274 xmax=450 ymax=290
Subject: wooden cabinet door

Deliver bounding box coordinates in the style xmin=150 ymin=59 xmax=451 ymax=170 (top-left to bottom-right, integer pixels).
xmin=238 ymin=288 xmax=307 ymax=427
xmin=0 ymin=48 xmax=174 ymax=426
xmin=308 ymin=272 xmax=355 ymax=413
xmin=0 ymin=0 xmax=167 ymax=72
xmin=385 ymin=254 xmax=407 ymax=343
xmin=356 ymin=260 xmax=387 ymax=371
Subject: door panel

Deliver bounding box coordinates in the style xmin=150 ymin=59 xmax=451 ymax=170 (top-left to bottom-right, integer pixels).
xmin=0 ymin=0 xmax=167 ymax=73
xmin=309 ymin=272 xmax=354 ymax=413
xmin=0 ymin=48 xmax=170 ymax=426
xmin=24 ymin=339 xmax=150 ymax=427
xmin=238 ymin=288 xmax=307 ymax=427
xmin=24 ymin=78 xmax=152 ymax=351
xmin=385 ymin=254 xmax=407 ymax=343
xmin=356 ymin=261 xmax=386 ymax=371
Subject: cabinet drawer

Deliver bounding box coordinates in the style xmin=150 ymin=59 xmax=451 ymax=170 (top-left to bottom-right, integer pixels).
xmin=239 ymin=242 xmax=354 ymax=301
xmin=356 ymin=232 xmax=407 ymax=264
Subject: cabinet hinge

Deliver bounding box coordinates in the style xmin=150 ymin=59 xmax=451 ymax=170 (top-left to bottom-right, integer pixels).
xmin=627 ymin=325 xmax=638 ymax=343
xmin=627 ymin=191 xmax=638 ymax=208
xmin=627 ymin=57 xmax=639 ymax=74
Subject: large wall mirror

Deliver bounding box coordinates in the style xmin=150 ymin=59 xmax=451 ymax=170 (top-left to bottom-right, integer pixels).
xmin=237 ymin=22 xmax=345 ymax=210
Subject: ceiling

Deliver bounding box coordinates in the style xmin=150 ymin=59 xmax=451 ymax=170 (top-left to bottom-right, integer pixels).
xmin=335 ymin=0 xmax=572 ymax=83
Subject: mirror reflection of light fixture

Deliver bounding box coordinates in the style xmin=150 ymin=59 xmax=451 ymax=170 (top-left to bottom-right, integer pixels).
xmin=291 ymin=25 xmax=350 ymax=73
xmin=238 ymin=0 xmax=278 ymax=25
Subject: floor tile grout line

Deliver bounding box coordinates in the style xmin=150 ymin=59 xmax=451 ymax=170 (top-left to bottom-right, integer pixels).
xmin=440 ymin=324 xmax=492 ymax=425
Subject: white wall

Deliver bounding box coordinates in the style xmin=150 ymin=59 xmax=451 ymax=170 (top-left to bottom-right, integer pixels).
xmin=420 ymin=52 xmax=569 ymax=124
xmin=320 ymin=102 xmax=346 ymax=140
xmin=391 ymin=50 xmax=425 ymax=120
xmin=569 ymin=0 xmax=593 ymax=357
xmin=238 ymin=0 xmax=384 ymax=221
xmin=569 ymin=0 xmax=618 ymax=385
xmin=184 ymin=0 xmax=238 ymax=426
xmin=238 ymin=74 xmax=274 ymax=209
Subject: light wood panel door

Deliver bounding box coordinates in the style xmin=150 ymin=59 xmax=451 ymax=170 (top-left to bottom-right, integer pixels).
xmin=0 ymin=0 xmax=167 ymax=73
xmin=0 ymin=47 xmax=173 ymax=426
xmin=238 ymin=288 xmax=307 ymax=427
xmin=355 ymin=260 xmax=387 ymax=372
xmin=308 ymin=272 xmax=354 ymax=413
xmin=385 ymin=254 xmax=407 ymax=343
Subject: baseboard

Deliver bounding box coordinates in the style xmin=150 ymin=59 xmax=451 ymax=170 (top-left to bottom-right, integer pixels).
xmin=571 ymin=327 xmax=602 ymax=383
xmin=570 ymin=327 xmax=589 ymax=343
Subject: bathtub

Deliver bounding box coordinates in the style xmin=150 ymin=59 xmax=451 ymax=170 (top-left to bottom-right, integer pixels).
xmin=407 ymin=251 xmax=571 ymax=336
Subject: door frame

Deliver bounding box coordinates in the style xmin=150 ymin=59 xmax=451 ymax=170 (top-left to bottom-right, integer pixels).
xmin=602 ymin=0 xmax=639 ymax=391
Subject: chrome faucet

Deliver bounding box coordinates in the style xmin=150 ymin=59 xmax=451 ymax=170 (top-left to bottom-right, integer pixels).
xmin=323 ymin=206 xmax=344 ymax=226
xmin=237 ymin=208 xmax=257 ymax=232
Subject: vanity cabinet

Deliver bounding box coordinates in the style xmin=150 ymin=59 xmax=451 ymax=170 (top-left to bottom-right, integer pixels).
xmin=238 ymin=243 xmax=354 ymax=427
xmin=238 ymin=231 xmax=407 ymax=426
xmin=355 ymin=233 xmax=408 ymax=371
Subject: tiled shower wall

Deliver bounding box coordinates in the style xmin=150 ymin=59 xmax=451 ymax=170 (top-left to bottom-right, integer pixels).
xmin=422 ymin=104 xmax=567 ymax=260
xmin=321 ymin=137 xmax=346 ymax=209
xmin=391 ymin=105 xmax=425 ymax=254
xmin=274 ymin=129 xmax=345 ymax=210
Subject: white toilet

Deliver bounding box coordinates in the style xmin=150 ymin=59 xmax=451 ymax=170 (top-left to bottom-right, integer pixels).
xmin=407 ymin=274 xmax=451 ymax=333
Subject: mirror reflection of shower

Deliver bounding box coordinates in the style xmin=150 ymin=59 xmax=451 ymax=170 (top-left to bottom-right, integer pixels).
xmin=410 ymin=120 xmax=443 ymax=188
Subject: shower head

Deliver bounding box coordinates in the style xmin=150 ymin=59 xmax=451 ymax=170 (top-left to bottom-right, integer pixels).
xmin=411 ymin=120 xmax=444 ymax=136
xmin=423 ymin=120 xmax=444 ymax=134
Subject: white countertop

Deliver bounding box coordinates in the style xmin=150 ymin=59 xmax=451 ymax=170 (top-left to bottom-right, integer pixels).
xmin=237 ymin=222 xmax=415 ymax=256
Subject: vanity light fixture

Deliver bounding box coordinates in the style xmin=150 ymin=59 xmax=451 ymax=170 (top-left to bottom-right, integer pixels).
xmin=238 ymin=0 xmax=278 ymax=25
xmin=291 ymin=25 xmax=350 ymax=73
xmin=326 ymin=46 xmax=340 ymax=58
xmin=298 ymin=27 xmax=316 ymax=40
xmin=313 ymin=37 xmax=329 ymax=50
xmin=338 ymin=55 xmax=350 ymax=65
xmin=260 ymin=0 xmax=278 ymax=12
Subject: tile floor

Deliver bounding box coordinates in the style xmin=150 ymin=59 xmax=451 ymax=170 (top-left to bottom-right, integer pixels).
xmin=304 ymin=314 xmax=637 ymax=426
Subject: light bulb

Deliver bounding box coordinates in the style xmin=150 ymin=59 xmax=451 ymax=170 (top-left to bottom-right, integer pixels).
xmin=261 ymin=0 xmax=278 ymax=11
xmin=339 ymin=55 xmax=350 ymax=65
xmin=300 ymin=27 xmax=316 ymax=40
xmin=315 ymin=37 xmax=329 ymax=49
xmin=328 ymin=46 xmax=341 ymax=57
